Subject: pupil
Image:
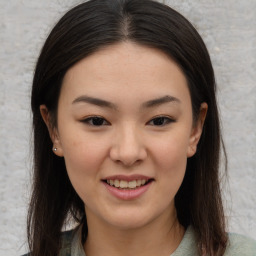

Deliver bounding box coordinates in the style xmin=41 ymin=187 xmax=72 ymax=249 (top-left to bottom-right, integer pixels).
xmin=154 ymin=117 xmax=164 ymax=125
xmin=92 ymin=117 xmax=104 ymax=126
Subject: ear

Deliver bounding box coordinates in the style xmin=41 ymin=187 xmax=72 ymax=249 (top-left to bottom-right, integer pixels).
xmin=187 ymin=102 xmax=208 ymax=158
xmin=40 ymin=105 xmax=64 ymax=157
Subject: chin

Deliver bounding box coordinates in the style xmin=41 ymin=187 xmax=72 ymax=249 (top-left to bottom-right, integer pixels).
xmin=102 ymin=210 xmax=157 ymax=231
xmin=110 ymin=218 xmax=150 ymax=231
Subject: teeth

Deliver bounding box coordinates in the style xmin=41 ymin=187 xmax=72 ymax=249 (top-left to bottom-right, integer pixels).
xmin=128 ymin=180 xmax=136 ymax=188
xmin=114 ymin=180 xmax=120 ymax=188
xmin=136 ymin=180 xmax=142 ymax=186
xmin=106 ymin=179 xmax=149 ymax=189
xmin=120 ymin=180 xmax=128 ymax=188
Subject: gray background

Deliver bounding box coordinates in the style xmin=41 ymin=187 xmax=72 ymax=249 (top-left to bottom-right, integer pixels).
xmin=0 ymin=0 xmax=255 ymax=255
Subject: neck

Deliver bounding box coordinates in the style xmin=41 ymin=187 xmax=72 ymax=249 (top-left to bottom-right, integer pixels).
xmin=83 ymin=208 xmax=185 ymax=256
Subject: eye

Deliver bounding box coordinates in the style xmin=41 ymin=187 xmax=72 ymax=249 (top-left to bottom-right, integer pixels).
xmin=81 ymin=116 xmax=110 ymax=126
xmin=147 ymin=116 xmax=175 ymax=126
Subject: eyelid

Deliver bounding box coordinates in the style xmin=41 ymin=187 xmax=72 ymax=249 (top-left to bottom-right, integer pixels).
xmin=147 ymin=115 xmax=176 ymax=126
xmin=81 ymin=116 xmax=110 ymax=126
xmin=80 ymin=115 xmax=175 ymax=127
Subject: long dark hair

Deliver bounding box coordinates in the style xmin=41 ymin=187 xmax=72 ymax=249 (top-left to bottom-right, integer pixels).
xmin=28 ymin=0 xmax=227 ymax=255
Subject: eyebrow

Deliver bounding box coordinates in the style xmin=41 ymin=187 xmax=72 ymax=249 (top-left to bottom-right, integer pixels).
xmin=142 ymin=95 xmax=180 ymax=108
xmin=72 ymin=95 xmax=180 ymax=109
xmin=72 ymin=95 xmax=117 ymax=109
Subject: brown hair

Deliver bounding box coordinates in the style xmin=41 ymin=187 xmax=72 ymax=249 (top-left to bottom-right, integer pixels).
xmin=28 ymin=0 xmax=227 ymax=255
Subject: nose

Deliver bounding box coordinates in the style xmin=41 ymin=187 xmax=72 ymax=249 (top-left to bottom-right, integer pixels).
xmin=109 ymin=125 xmax=147 ymax=167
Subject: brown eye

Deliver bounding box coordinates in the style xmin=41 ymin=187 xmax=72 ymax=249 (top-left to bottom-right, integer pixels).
xmin=82 ymin=116 xmax=109 ymax=126
xmin=148 ymin=116 xmax=175 ymax=126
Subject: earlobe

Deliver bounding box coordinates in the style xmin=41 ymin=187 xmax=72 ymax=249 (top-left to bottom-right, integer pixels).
xmin=51 ymin=146 xmax=63 ymax=157
xmin=187 ymin=102 xmax=208 ymax=158
xmin=40 ymin=105 xmax=64 ymax=157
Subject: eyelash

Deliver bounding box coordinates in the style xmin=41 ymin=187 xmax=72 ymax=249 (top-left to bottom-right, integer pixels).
xmin=147 ymin=116 xmax=175 ymax=126
xmin=81 ymin=116 xmax=175 ymax=127
xmin=81 ymin=116 xmax=110 ymax=126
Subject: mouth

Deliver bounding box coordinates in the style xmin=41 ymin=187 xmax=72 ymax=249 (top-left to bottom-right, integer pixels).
xmin=103 ymin=178 xmax=154 ymax=190
xmin=102 ymin=175 xmax=154 ymax=200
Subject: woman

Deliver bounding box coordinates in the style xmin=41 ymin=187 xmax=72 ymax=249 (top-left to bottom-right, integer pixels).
xmin=26 ymin=0 xmax=256 ymax=255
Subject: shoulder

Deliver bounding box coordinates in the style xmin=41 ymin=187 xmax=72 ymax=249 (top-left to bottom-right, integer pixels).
xmin=58 ymin=228 xmax=77 ymax=256
xmin=172 ymin=226 xmax=256 ymax=256
xmin=21 ymin=228 xmax=78 ymax=256
xmin=225 ymin=232 xmax=256 ymax=256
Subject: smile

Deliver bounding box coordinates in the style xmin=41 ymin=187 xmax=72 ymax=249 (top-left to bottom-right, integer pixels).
xmin=106 ymin=179 xmax=148 ymax=189
xmin=102 ymin=175 xmax=154 ymax=199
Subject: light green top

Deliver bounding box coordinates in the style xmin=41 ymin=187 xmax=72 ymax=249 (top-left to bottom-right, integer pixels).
xmin=66 ymin=225 xmax=256 ymax=256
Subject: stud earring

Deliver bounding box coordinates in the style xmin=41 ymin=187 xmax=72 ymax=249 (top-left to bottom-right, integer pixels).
xmin=53 ymin=147 xmax=57 ymax=152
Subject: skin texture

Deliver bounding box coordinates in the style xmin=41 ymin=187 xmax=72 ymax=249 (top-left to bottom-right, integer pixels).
xmin=41 ymin=42 xmax=207 ymax=256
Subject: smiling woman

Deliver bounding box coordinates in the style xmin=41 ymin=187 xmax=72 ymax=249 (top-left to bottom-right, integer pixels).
xmin=24 ymin=0 xmax=256 ymax=256
xmin=40 ymin=42 xmax=205 ymax=237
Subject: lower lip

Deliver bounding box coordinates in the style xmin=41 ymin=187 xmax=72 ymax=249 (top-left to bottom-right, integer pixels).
xmin=102 ymin=181 xmax=153 ymax=200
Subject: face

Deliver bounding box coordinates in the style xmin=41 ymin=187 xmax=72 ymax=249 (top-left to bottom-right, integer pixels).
xmin=41 ymin=42 xmax=206 ymax=230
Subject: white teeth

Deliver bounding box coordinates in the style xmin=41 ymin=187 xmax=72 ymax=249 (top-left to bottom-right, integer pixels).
xmin=106 ymin=179 xmax=150 ymax=189
xmin=128 ymin=180 xmax=137 ymax=188
xmin=120 ymin=180 xmax=128 ymax=188
xmin=136 ymin=180 xmax=142 ymax=186
xmin=114 ymin=180 xmax=120 ymax=187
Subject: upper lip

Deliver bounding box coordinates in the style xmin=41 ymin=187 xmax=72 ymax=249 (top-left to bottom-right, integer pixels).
xmin=102 ymin=174 xmax=153 ymax=182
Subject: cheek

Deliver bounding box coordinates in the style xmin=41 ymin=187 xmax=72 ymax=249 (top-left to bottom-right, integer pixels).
xmin=153 ymin=132 xmax=190 ymax=168
xmin=62 ymin=131 xmax=108 ymax=167
xmin=150 ymin=131 xmax=190 ymax=193
xmin=60 ymin=133 xmax=109 ymax=192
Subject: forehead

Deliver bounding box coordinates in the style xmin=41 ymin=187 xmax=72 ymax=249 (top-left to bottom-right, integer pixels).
xmin=60 ymin=42 xmax=190 ymax=105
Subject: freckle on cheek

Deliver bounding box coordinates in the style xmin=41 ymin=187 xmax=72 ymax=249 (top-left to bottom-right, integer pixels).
xmin=71 ymin=142 xmax=77 ymax=147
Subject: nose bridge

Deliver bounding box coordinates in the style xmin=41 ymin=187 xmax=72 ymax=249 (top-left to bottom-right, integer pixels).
xmin=110 ymin=122 xmax=147 ymax=166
